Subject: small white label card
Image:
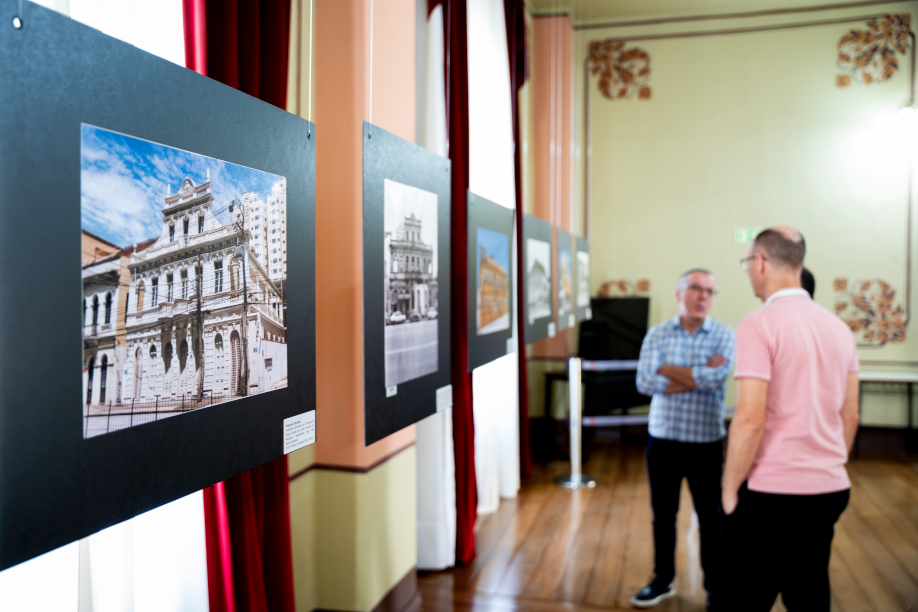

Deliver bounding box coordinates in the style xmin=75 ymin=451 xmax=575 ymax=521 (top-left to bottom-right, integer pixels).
xmin=506 ymin=338 xmax=514 ymax=354
xmin=585 ymin=307 xmax=593 ymax=321
xmin=436 ymin=385 xmax=453 ymax=412
xmin=568 ymin=314 xmax=575 ymax=328
xmin=386 ymin=385 xmax=397 ymax=398
xmin=284 ymin=411 xmax=316 ymax=454
xmin=548 ymin=322 xmax=556 ymax=337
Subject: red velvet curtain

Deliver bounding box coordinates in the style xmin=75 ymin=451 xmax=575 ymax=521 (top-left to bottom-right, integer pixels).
xmin=442 ymin=0 xmax=478 ymax=566
xmin=183 ymin=2 xmax=296 ymax=611
xmin=503 ymin=0 xmax=530 ymax=481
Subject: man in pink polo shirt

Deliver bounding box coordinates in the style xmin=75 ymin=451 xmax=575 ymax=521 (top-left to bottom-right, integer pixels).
xmin=720 ymin=227 xmax=860 ymax=612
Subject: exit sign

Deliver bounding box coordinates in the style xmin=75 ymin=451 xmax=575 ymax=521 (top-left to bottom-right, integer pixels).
xmin=734 ymin=228 xmax=762 ymax=245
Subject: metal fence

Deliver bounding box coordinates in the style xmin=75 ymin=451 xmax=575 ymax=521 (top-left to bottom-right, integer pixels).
xmin=83 ymin=391 xmax=241 ymax=438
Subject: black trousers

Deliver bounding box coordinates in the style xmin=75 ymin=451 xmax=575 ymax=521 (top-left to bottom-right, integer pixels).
xmin=646 ymin=436 xmax=723 ymax=593
xmin=720 ymin=483 xmax=849 ymax=612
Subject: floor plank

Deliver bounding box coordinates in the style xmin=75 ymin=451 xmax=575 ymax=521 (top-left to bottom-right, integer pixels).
xmin=420 ymin=440 xmax=918 ymax=612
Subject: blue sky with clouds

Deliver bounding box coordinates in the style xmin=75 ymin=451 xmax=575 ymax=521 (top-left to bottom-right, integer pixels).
xmin=81 ymin=124 xmax=282 ymax=248
xmin=477 ymin=227 xmax=510 ymax=274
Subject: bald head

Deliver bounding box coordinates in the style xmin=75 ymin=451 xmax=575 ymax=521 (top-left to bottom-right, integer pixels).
xmin=753 ymin=226 xmax=805 ymax=269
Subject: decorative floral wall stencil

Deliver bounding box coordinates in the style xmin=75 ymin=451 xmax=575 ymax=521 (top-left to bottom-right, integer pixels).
xmin=588 ymin=40 xmax=651 ymax=100
xmin=835 ymin=13 xmax=913 ymax=88
xmin=599 ymin=278 xmax=651 ymax=297
xmin=834 ymin=278 xmax=907 ymax=345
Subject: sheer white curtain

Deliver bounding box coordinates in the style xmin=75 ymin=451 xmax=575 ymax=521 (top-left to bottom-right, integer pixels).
xmin=415 ymin=0 xmax=457 ymax=571
xmin=468 ymin=0 xmax=520 ymax=514
xmin=0 ymin=3 xmax=207 ymax=611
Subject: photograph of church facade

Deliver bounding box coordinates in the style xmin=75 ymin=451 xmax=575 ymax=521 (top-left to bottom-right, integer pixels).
xmin=476 ymin=227 xmax=510 ymax=335
xmin=383 ymin=179 xmax=439 ymax=388
xmin=526 ymin=238 xmax=551 ymax=322
xmin=577 ymin=250 xmax=590 ymax=306
xmin=558 ymin=247 xmax=574 ymax=318
xmin=81 ymin=125 xmax=288 ymax=438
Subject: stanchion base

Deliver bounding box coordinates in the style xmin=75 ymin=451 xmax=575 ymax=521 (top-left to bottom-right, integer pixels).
xmin=553 ymin=474 xmax=597 ymax=489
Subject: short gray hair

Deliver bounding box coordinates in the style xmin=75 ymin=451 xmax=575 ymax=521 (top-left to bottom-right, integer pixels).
xmin=677 ymin=268 xmax=715 ymax=288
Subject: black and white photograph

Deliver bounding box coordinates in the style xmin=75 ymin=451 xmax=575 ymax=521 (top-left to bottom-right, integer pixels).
xmin=577 ymin=250 xmax=590 ymax=306
xmin=384 ymin=178 xmax=439 ymax=388
xmin=82 ymin=125 xmax=289 ymax=438
xmin=526 ymin=238 xmax=551 ymax=323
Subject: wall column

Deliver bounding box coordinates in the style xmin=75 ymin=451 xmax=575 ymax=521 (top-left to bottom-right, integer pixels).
xmin=286 ymin=1 xmax=420 ymax=611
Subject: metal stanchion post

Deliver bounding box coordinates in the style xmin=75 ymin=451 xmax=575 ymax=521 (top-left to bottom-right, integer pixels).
xmin=554 ymin=357 xmax=597 ymax=489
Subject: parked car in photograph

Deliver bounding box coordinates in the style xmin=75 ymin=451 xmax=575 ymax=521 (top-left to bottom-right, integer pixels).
xmin=426 ymin=308 xmax=438 ymax=320
xmin=388 ymin=311 xmax=406 ymax=325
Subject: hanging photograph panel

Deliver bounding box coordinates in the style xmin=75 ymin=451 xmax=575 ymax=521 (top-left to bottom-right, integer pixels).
xmin=363 ymin=122 xmax=451 ymax=446
xmin=0 ymin=2 xmax=316 ymax=570
xmin=575 ymin=236 xmax=591 ymax=322
xmin=522 ymin=213 xmax=555 ymax=344
xmin=556 ymin=228 xmax=575 ymax=331
xmin=467 ymin=192 xmax=515 ymax=371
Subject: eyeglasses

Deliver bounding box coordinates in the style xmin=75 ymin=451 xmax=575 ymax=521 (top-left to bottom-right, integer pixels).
xmin=739 ymin=254 xmax=767 ymax=272
xmin=680 ymin=283 xmax=717 ymax=296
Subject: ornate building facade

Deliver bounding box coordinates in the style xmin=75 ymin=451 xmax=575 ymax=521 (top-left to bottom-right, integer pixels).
xmin=83 ymin=176 xmax=288 ymax=418
xmin=386 ymin=213 xmax=438 ymax=321
xmin=478 ymin=248 xmax=509 ymax=329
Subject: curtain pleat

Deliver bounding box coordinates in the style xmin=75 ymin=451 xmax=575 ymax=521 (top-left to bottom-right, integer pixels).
xmin=503 ymin=0 xmax=530 ymax=481
xmin=183 ymin=1 xmax=296 ymax=610
xmin=445 ymin=0 xmax=478 ymax=566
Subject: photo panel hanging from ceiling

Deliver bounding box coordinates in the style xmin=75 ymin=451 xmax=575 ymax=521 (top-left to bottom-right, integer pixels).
xmin=0 ymin=1 xmax=316 ymax=570
xmin=575 ymin=236 xmax=591 ymax=322
xmin=362 ymin=122 xmax=452 ymax=446
xmin=556 ymin=228 xmax=575 ymax=331
xmin=467 ymin=192 xmax=515 ymax=371
xmin=522 ymin=213 xmax=555 ymax=344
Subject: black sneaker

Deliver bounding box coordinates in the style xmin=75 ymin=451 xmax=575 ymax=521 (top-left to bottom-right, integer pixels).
xmin=630 ymin=578 xmax=675 ymax=608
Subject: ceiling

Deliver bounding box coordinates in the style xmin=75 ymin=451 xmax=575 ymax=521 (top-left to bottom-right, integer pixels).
xmin=527 ymin=0 xmax=909 ymax=25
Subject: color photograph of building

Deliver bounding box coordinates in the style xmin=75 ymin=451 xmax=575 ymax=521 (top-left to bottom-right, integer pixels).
xmin=477 ymin=227 xmax=510 ymax=335
xmin=81 ymin=125 xmax=288 ymax=438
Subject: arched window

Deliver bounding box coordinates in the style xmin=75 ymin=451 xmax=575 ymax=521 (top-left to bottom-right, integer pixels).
xmin=149 ymin=345 xmax=158 ymax=394
xmin=134 ymin=347 xmax=143 ymax=400
xmin=86 ymin=356 xmax=95 ymax=405
xmin=215 ymin=334 xmax=225 ymax=391
xmin=91 ymin=295 xmax=99 ymax=326
xmin=137 ymin=282 xmax=145 ymax=312
xmin=179 ymin=339 xmax=189 ymax=373
xmin=230 ymin=331 xmax=242 ymax=395
xmin=104 ymin=292 xmax=112 ymax=324
xmin=164 ymin=342 xmax=173 ymax=373
xmin=99 ymin=355 xmax=108 ymax=404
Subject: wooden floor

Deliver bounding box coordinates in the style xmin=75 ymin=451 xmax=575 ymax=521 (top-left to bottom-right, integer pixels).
xmin=418 ymin=438 xmax=918 ymax=612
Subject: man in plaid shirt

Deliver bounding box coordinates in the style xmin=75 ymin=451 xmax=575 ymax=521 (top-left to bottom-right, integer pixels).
xmin=630 ymin=269 xmax=735 ymax=610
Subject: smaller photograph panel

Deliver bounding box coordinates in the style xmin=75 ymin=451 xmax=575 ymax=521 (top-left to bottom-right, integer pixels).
xmin=527 ymin=238 xmax=552 ymax=323
xmin=558 ymin=247 xmax=574 ymax=318
xmin=577 ymin=250 xmax=590 ymax=306
xmin=476 ymin=227 xmax=511 ymax=336
xmin=81 ymin=125 xmax=289 ymax=439
xmin=383 ymin=179 xmax=439 ymax=387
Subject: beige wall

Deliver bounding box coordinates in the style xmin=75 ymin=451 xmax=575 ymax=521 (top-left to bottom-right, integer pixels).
xmin=574 ymin=3 xmax=918 ymax=424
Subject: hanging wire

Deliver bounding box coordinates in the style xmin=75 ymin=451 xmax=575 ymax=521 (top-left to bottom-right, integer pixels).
xmin=308 ymin=0 xmax=314 ymax=131
xmin=368 ymin=0 xmax=375 ymax=135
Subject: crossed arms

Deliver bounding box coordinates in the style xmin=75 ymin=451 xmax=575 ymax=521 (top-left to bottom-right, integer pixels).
xmin=636 ymin=329 xmax=735 ymax=397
